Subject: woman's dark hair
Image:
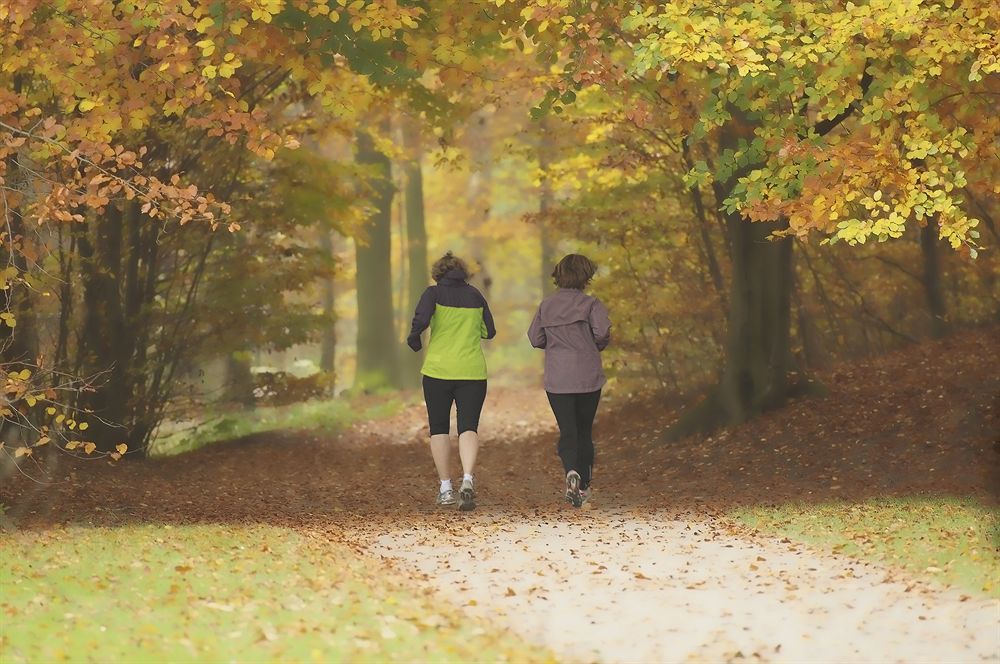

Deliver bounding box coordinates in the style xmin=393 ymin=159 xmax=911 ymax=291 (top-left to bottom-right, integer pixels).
xmin=431 ymin=251 xmax=471 ymax=282
xmin=552 ymin=254 xmax=597 ymax=289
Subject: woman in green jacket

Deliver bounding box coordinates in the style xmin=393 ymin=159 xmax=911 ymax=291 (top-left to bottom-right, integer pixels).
xmin=407 ymin=252 xmax=496 ymax=511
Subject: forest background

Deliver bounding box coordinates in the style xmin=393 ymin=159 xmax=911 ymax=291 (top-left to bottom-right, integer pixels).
xmin=1 ymin=0 xmax=997 ymax=460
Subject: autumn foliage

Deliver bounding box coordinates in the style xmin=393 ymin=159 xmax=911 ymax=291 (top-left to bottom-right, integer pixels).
xmin=2 ymin=0 xmax=998 ymax=458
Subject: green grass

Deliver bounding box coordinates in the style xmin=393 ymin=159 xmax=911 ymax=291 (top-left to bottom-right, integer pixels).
xmin=732 ymin=496 xmax=1000 ymax=597
xmin=0 ymin=524 xmax=551 ymax=663
xmin=149 ymin=396 xmax=409 ymax=457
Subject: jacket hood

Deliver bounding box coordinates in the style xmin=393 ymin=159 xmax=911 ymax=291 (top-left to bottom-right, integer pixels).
xmin=438 ymin=268 xmax=468 ymax=284
xmin=538 ymin=289 xmax=595 ymax=327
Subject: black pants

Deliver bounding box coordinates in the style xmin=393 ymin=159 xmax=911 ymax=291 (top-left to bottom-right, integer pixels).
xmin=546 ymin=390 xmax=601 ymax=489
xmin=422 ymin=376 xmax=488 ymax=436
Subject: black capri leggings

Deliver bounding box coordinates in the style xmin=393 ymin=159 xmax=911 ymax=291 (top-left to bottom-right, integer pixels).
xmin=422 ymin=376 xmax=488 ymax=436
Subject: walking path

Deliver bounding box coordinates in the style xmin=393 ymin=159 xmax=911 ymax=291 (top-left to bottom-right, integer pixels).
xmin=366 ymin=506 xmax=997 ymax=662
xmin=347 ymin=388 xmax=999 ymax=662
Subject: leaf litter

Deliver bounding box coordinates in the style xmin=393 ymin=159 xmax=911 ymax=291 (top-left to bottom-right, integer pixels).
xmin=2 ymin=327 xmax=998 ymax=662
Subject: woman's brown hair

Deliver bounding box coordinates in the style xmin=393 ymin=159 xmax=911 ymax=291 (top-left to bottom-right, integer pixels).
xmin=551 ymin=254 xmax=597 ymax=290
xmin=431 ymin=251 xmax=471 ymax=282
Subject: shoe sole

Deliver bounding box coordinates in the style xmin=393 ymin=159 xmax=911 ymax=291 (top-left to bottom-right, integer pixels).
xmin=566 ymin=473 xmax=582 ymax=508
xmin=458 ymin=487 xmax=476 ymax=511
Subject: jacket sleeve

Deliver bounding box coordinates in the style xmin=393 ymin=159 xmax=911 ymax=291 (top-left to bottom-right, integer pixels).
xmin=480 ymin=295 xmax=497 ymax=340
xmin=406 ymin=287 xmax=436 ymax=351
xmin=590 ymin=299 xmax=611 ymax=351
xmin=527 ymin=306 xmax=547 ymax=349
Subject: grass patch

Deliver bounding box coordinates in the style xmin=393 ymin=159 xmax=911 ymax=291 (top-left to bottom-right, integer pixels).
xmin=732 ymin=496 xmax=1000 ymax=597
xmin=0 ymin=524 xmax=550 ymax=663
xmin=149 ymin=395 xmax=409 ymax=458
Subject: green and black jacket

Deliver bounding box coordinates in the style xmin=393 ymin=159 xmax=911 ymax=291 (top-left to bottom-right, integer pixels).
xmin=406 ymin=269 xmax=496 ymax=380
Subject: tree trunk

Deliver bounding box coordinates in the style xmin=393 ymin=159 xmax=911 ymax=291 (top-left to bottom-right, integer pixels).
xmin=225 ymin=352 xmax=256 ymax=409
xmin=76 ymin=206 xmax=132 ymax=451
xmin=920 ymin=221 xmax=948 ymax=338
xmin=318 ymin=229 xmax=337 ymax=378
xmin=0 ymin=156 xmax=37 ymax=370
xmin=0 ymin=153 xmax=39 ymax=449
xmin=718 ymin=216 xmax=794 ymax=414
xmin=538 ymin=117 xmax=557 ymax=298
xmin=682 ymin=143 xmax=726 ymax=312
xmin=666 ymin=122 xmax=795 ymax=440
xmin=353 ymin=129 xmax=400 ymax=391
xmin=401 ymin=122 xmax=429 ymax=388
xmin=465 ymin=109 xmax=493 ymax=296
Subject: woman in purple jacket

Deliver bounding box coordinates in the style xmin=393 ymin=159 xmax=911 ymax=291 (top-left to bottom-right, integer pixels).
xmin=527 ymin=254 xmax=611 ymax=507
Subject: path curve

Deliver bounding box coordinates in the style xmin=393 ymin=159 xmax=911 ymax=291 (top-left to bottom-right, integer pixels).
xmin=346 ymin=388 xmax=999 ymax=663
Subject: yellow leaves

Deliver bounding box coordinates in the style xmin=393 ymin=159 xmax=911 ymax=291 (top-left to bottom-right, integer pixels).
xmin=196 ymin=39 xmax=216 ymax=57
xmin=229 ymin=18 xmax=249 ymax=35
xmin=0 ymin=266 xmax=18 ymax=290
xmin=250 ymin=6 xmax=276 ymax=23
xmin=218 ymin=54 xmax=242 ymax=78
xmin=195 ymin=16 xmax=214 ymax=33
xmin=0 ymin=312 xmax=16 ymax=328
xmin=202 ymin=65 xmax=218 ymax=79
xmin=65 ymin=440 xmax=97 ymax=454
xmin=14 ymin=446 xmax=31 ymax=458
xmin=78 ymin=100 xmax=97 ymax=112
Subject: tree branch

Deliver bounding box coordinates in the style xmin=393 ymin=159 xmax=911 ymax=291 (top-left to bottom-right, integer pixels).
xmin=813 ymin=63 xmax=874 ymax=137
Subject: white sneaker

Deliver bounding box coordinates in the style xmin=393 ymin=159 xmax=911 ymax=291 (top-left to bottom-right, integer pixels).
xmin=565 ymin=470 xmax=582 ymax=508
xmin=437 ymin=488 xmax=457 ymax=506
xmin=458 ymin=477 xmax=476 ymax=511
xmin=580 ymin=486 xmax=592 ymax=504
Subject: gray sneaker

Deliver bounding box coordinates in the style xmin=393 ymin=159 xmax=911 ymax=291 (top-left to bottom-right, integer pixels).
xmin=565 ymin=470 xmax=582 ymax=508
xmin=437 ymin=488 xmax=457 ymax=506
xmin=458 ymin=477 xmax=476 ymax=512
xmin=580 ymin=486 xmax=592 ymax=505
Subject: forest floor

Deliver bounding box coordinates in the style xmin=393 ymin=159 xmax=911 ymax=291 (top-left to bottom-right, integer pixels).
xmin=3 ymin=328 xmax=999 ymax=662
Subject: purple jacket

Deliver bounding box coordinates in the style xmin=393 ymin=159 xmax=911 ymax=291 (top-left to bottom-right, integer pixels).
xmin=527 ymin=289 xmax=611 ymax=394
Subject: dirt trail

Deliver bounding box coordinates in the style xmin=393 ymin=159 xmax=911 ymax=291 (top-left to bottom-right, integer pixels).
xmin=367 ymin=507 xmax=997 ymax=663
xmin=347 ymin=391 xmax=999 ymax=663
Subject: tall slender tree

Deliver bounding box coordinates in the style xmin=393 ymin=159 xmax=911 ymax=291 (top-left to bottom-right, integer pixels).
xmin=537 ymin=117 xmax=557 ymax=298
xmin=401 ymin=120 xmax=429 ymax=387
xmin=354 ymin=129 xmax=401 ymax=390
